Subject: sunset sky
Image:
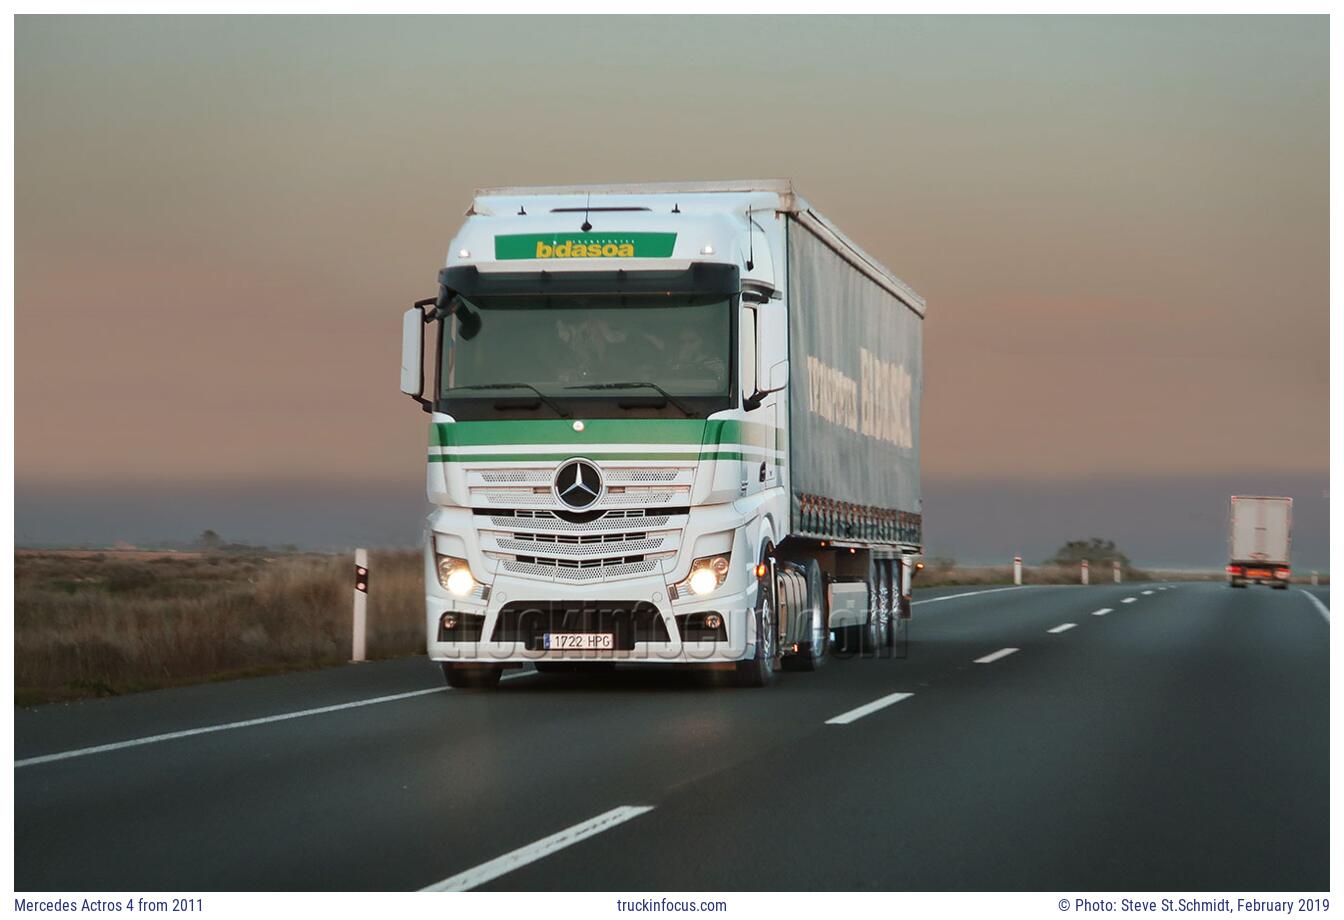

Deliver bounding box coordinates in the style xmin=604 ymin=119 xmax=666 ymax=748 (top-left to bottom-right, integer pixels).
xmin=14 ymin=16 xmax=1329 ymax=566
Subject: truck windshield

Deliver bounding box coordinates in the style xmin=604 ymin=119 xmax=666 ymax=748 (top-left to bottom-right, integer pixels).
xmin=439 ymin=293 xmax=733 ymax=413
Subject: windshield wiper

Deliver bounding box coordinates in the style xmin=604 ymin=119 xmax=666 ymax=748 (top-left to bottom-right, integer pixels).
xmin=452 ymin=384 xmax=571 ymax=419
xmin=563 ymin=382 xmax=698 ymax=418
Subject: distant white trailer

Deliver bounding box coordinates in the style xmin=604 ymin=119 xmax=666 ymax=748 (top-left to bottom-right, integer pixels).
xmin=1226 ymin=496 xmax=1292 ymax=589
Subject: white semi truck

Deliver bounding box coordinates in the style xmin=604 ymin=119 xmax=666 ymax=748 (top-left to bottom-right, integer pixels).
xmin=1226 ymin=495 xmax=1293 ymax=589
xmin=400 ymin=180 xmax=924 ymax=688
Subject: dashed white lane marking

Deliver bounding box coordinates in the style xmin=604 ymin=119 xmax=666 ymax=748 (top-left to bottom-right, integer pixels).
xmin=422 ymin=805 xmax=655 ymax=891
xmin=1047 ymin=623 xmax=1077 ymax=634
xmin=1299 ymin=589 xmax=1330 ymax=623
xmin=16 ymin=669 xmax=538 ymax=769
xmin=1141 ymin=590 xmax=1155 ymax=595
xmin=1121 ymin=597 xmax=1137 ymax=604
xmin=974 ymin=647 xmax=1019 ymax=664
xmin=1092 ymin=608 xmax=1113 ymax=617
xmin=826 ymin=691 xmax=915 ymax=725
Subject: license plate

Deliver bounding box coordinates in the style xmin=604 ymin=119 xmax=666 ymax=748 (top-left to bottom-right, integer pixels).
xmin=543 ymin=633 xmax=614 ymax=651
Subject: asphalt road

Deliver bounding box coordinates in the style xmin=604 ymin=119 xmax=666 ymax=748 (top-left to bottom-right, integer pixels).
xmin=14 ymin=581 xmax=1329 ymax=891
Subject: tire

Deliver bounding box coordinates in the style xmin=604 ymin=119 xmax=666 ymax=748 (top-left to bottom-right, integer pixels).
xmin=1272 ymin=583 xmax=1289 ymax=591
xmin=1229 ymin=580 xmax=1246 ymax=589
xmin=783 ymin=559 xmax=828 ymax=671
xmin=442 ymin=663 xmax=503 ymax=690
xmin=735 ymin=569 xmax=779 ymax=688
xmin=861 ymin=560 xmax=889 ymax=655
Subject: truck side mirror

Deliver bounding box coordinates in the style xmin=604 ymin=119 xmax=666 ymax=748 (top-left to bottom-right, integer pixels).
xmin=743 ymin=303 xmax=788 ymax=411
xmin=401 ymin=305 xmax=432 ymax=412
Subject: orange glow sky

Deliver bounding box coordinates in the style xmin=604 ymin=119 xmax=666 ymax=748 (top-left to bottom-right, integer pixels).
xmin=14 ymin=16 xmax=1328 ymax=556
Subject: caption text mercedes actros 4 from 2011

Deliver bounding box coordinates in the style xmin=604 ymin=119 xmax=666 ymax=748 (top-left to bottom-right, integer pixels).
xmin=399 ymin=180 xmax=924 ymax=688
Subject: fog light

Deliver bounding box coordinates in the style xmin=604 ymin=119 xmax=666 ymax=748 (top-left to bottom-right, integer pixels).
xmin=441 ymin=612 xmax=458 ymax=631
xmin=704 ymin=613 xmax=723 ymax=630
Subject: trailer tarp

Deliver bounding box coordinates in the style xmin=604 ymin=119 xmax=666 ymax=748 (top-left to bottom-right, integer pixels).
xmin=787 ymin=219 xmax=922 ymax=547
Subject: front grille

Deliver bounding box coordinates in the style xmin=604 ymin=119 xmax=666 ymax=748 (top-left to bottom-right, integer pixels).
xmin=485 ymin=511 xmax=675 ymax=534
xmin=492 ymin=600 xmax=670 ymax=650
xmin=497 ymin=534 xmax=666 ymax=557
xmin=499 ymin=559 xmax=661 ymax=582
xmin=478 ymin=506 xmax=685 ymax=582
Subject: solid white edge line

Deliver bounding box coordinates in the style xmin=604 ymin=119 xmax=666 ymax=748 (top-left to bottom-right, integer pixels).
xmin=1121 ymin=597 xmax=1137 ymax=604
xmin=422 ymin=805 xmax=655 ymax=892
xmin=911 ymin=584 xmax=1073 ymax=606
xmin=1299 ymin=589 xmax=1331 ymax=623
xmin=1047 ymin=623 xmax=1077 ymax=634
xmin=1092 ymin=608 xmax=1113 ymax=617
xmin=973 ymin=647 xmax=1019 ymax=664
xmin=17 ymin=669 xmax=539 ymax=769
xmin=825 ymin=691 xmax=915 ymax=725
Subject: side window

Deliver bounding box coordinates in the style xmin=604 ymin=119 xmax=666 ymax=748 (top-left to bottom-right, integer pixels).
xmin=741 ymin=305 xmax=758 ymax=401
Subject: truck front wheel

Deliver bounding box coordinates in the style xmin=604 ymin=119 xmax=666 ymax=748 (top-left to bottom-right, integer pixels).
xmin=736 ymin=574 xmax=779 ymax=688
xmin=442 ymin=664 xmax=503 ymax=690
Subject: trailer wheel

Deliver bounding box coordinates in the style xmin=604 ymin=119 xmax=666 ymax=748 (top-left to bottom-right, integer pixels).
xmin=861 ymin=560 xmax=889 ymax=655
xmin=442 ymin=664 xmax=503 ymax=690
xmin=783 ymin=559 xmax=828 ymax=671
xmin=736 ymin=570 xmax=779 ymax=687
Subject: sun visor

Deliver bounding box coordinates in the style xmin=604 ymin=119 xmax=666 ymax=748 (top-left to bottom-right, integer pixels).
xmin=439 ymin=263 xmax=739 ymax=298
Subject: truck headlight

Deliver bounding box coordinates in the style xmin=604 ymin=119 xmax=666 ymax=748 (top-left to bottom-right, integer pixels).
xmin=436 ymin=554 xmax=478 ymax=597
xmin=674 ymin=553 xmax=731 ymax=598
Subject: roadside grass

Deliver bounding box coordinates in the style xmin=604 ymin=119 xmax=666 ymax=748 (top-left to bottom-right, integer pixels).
xmin=15 ymin=549 xmax=425 ymax=706
xmin=15 ymin=549 xmax=1318 ymax=706
xmin=916 ymin=562 xmax=1154 ymax=587
xmin=918 ymin=563 xmax=1316 ymax=587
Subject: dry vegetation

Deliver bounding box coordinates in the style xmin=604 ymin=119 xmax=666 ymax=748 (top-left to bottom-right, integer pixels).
xmin=15 ymin=549 xmax=425 ymax=706
xmin=915 ymin=559 xmax=1156 ymax=587
xmin=15 ymin=548 xmax=1309 ymax=706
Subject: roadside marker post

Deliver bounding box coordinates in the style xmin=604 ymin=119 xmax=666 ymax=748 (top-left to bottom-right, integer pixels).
xmin=353 ymin=548 xmax=369 ymax=662
xmin=1081 ymin=559 xmax=1089 ymax=585
xmin=1312 ymin=571 xmax=1319 ymax=586
xmin=1013 ymin=556 xmax=1022 ymax=586
xmin=1113 ymin=560 xmax=1121 ymax=583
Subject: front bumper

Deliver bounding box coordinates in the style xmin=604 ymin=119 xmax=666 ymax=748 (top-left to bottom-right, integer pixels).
xmin=426 ymin=573 xmax=758 ymax=664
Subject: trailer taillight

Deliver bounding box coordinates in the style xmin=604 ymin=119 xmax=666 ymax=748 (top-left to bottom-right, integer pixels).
xmin=1275 ymin=568 xmax=1291 ymax=580
xmin=1226 ymin=565 xmax=1244 ymax=576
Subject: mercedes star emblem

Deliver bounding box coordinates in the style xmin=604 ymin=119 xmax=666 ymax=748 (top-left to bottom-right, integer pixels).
xmin=553 ymin=459 xmax=603 ymax=509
